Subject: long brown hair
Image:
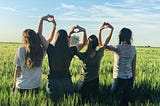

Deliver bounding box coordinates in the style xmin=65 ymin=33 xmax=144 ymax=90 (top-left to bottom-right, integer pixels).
xmin=85 ymin=35 xmax=98 ymax=61
xmin=52 ymin=29 xmax=69 ymax=71
xmin=119 ymin=28 xmax=132 ymax=45
xmin=22 ymin=29 xmax=43 ymax=68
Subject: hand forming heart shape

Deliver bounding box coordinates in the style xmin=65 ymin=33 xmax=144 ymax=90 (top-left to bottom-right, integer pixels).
xmin=47 ymin=15 xmax=54 ymax=22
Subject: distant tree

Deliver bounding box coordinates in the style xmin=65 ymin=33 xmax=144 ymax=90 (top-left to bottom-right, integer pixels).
xmin=70 ymin=35 xmax=79 ymax=45
xmin=145 ymin=45 xmax=151 ymax=47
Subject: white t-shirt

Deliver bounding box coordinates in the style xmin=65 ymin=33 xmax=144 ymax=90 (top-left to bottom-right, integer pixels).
xmin=107 ymin=45 xmax=136 ymax=79
xmin=14 ymin=47 xmax=43 ymax=89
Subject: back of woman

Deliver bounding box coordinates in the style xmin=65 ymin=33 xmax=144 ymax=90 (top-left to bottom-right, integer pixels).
xmin=77 ymin=45 xmax=104 ymax=82
xmin=106 ymin=27 xmax=136 ymax=106
xmin=13 ymin=29 xmax=44 ymax=94
xmin=14 ymin=47 xmax=43 ymax=89
xmin=45 ymin=26 xmax=87 ymax=100
xmin=47 ymin=43 xmax=77 ymax=78
xmin=111 ymin=45 xmax=136 ymax=79
xmin=37 ymin=15 xmax=87 ymax=100
xmin=77 ymin=22 xmax=114 ymax=103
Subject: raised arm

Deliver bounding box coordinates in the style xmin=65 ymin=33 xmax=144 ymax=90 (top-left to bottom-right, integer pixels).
xmin=47 ymin=15 xmax=56 ymax=42
xmin=98 ymin=22 xmax=105 ymax=47
xmin=68 ymin=26 xmax=75 ymax=47
xmin=37 ymin=15 xmax=48 ymax=35
xmin=98 ymin=22 xmax=114 ymax=48
xmin=37 ymin=14 xmax=56 ymax=49
xmin=68 ymin=25 xmax=87 ymax=51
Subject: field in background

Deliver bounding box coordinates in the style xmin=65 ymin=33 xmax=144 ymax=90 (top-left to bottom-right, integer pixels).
xmin=0 ymin=43 xmax=160 ymax=106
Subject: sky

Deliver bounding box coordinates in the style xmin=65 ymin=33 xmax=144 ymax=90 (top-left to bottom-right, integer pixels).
xmin=0 ymin=0 xmax=160 ymax=47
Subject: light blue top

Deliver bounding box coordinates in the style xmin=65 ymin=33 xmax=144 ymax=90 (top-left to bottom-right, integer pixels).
xmin=108 ymin=45 xmax=136 ymax=79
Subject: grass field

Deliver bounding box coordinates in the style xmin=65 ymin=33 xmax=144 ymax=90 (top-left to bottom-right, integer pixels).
xmin=0 ymin=42 xmax=160 ymax=106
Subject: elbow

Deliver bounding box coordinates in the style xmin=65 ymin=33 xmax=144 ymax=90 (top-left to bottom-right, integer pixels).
xmin=84 ymin=40 xmax=87 ymax=45
xmin=47 ymin=38 xmax=53 ymax=43
xmin=47 ymin=39 xmax=51 ymax=43
xmin=82 ymin=40 xmax=87 ymax=46
xmin=81 ymin=41 xmax=87 ymax=48
xmin=82 ymin=43 xmax=86 ymax=47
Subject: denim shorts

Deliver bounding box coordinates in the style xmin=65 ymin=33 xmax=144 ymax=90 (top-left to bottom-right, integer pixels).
xmin=16 ymin=87 xmax=39 ymax=95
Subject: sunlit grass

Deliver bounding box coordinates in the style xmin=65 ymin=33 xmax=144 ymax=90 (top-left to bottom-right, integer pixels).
xmin=0 ymin=43 xmax=160 ymax=105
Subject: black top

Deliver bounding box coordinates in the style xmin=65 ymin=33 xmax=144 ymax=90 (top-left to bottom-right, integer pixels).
xmin=47 ymin=44 xmax=77 ymax=78
xmin=76 ymin=47 xmax=104 ymax=82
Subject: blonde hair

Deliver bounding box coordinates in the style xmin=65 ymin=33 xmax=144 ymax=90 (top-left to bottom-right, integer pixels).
xmin=22 ymin=29 xmax=43 ymax=68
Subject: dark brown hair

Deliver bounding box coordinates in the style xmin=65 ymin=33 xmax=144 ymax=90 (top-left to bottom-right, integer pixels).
xmin=119 ymin=28 xmax=132 ymax=45
xmin=52 ymin=29 xmax=69 ymax=71
xmin=85 ymin=35 xmax=98 ymax=61
xmin=22 ymin=29 xmax=43 ymax=68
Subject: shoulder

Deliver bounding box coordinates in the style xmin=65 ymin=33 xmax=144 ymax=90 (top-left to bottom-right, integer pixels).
xmin=107 ymin=45 xmax=118 ymax=49
xmin=98 ymin=47 xmax=104 ymax=53
xmin=48 ymin=43 xmax=55 ymax=49
xmin=131 ymin=45 xmax=136 ymax=54
xmin=125 ymin=45 xmax=136 ymax=51
xmin=77 ymin=51 xmax=85 ymax=56
xmin=70 ymin=46 xmax=77 ymax=50
xmin=47 ymin=44 xmax=55 ymax=53
xmin=19 ymin=46 xmax=25 ymax=50
xmin=17 ymin=46 xmax=26 ymax=54
xmin=96 ymin=47 xmax=104 ymax=57
xmin=69 ymin=46 xmax=78 ymax=54
xmin=106 ymin=45 xmax=119 ymax=53
xmin=76 ymin=52 xmax=86 ymax=60
xmin=131 ymin=45 xmax=136 ymax=49
xmin=14 ymin=46 xmax=25 ymax=61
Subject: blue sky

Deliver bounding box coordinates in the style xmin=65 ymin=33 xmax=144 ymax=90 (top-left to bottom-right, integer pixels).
xmin=0 ymin=0 xmax=160 ymax=47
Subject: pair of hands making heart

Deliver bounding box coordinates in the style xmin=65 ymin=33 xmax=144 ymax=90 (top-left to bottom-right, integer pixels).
xmin=100 ymin=22 xmax=113 ymax=31
xmin=69 ymin=25 xmax=86 ymax=35
xmin=41 ymin=14 xmax=56 ymax=26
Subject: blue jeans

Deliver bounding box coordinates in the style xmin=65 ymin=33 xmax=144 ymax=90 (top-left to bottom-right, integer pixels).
xmin=111 ymin=77 xmax=134 ymax=105
xmin=46 ymin=77 xmax=74 ymax=100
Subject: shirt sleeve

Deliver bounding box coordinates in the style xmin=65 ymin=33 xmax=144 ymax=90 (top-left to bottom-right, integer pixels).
xmin=97 ymin=47 xmax=104 ymax=57
xmin=47 ymin=44 xmax=54 ymax=55
xmin=13 ymin=48 xmax=21 ymax=66
xmin=70 ymin=46 xmax=78 ymax=55
xmin=76 ymin=52 xmax=85 ymax=61
xmin=132 ymin=46 xmax=136 ymax=56
xmin=106 ymin=45 xmax=119 ymax=53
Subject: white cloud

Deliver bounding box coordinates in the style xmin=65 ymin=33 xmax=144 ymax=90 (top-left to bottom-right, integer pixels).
xmin=62 ymin=11 xmax=76 ymax=16
xmin=125 ymin=0 xmax=142 ymax=4
xmin=30 ymin=8 xmax=39 ymax=12
xmin=61 ymin=3 xmax=75 ymax=9
xmin=0 ymin=6 xmax=16 ymax=12
xmin=57 ymin=1 xmax=160 ymax=27
xmin=153 ymin=6 xmax=160 ymax=9
xmin=56 ymin=1 xmax=160 ymax=46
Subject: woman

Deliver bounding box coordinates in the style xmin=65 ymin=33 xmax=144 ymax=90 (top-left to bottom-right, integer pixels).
xmin=106 ymin=28 xmax=136 ymax=105
xmin=13 ymin=14 xmax=56 ymax=94
xmin=37 ymin=16 xmax=87 ymax=100
xmin=76 ymin=22 xmax=114 ymax=102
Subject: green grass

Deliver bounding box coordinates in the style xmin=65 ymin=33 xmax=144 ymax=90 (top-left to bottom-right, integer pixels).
xmin=0 ymin=43 xmax=160 ymax=106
